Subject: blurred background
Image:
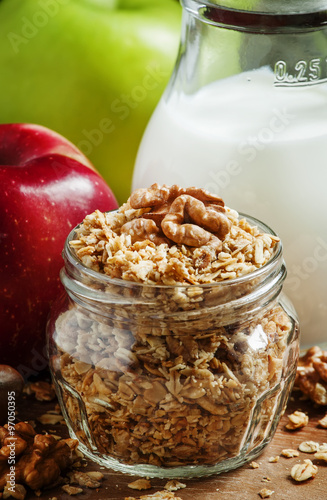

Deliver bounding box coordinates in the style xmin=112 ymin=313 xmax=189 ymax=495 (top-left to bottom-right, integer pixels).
xmin=0 ymin=0 xmax=182 ymax=203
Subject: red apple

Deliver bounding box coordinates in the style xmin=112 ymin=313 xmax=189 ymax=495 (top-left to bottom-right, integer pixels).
xmin=0 ymin=123 xmax=118 ymax=375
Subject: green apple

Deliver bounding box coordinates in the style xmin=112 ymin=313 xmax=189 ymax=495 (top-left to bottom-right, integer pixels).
xmin=0 ymin=0 xmax=181 ymax=203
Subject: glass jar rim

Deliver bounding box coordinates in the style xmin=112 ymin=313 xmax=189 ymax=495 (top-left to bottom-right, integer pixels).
xmin=182 ymin=0 xmax=327 ymax=33
xmin=63 ymin=211 xmax=283 ymax=292
xmin=60 ymin=211 xmax=287 ymax=324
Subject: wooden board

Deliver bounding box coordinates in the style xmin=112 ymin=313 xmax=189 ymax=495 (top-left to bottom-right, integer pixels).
xmin=14 ymin=388 xmax=327 ymax=500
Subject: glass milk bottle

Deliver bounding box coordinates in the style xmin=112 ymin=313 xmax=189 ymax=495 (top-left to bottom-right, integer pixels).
xmin=132 ymin=0 xmax=327 ymax=348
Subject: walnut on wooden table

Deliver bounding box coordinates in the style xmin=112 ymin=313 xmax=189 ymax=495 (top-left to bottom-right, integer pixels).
xmin=294 ymin=346 xmax=327 ymax=405
xmin=285 ymin=411 xmax=309 ymax=430
xmin=0 ymin=421 xmax=78 ymax=496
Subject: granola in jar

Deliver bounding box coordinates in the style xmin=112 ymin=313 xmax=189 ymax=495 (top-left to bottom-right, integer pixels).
xmin=47 ymin=184 xmax=299 ymax=477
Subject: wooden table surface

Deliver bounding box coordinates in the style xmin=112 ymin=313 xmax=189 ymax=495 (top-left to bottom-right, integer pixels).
xmin=16 ymin=385 xmax=327 ymax=500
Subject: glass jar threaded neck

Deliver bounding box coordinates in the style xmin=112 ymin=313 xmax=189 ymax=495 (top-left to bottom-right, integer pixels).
xmin=182 ymin=0 xmax=327 ymax=33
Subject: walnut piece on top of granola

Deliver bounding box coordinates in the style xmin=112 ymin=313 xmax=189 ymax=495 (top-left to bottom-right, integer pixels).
xmin=294 ymin=346 xmax=327 ymax=405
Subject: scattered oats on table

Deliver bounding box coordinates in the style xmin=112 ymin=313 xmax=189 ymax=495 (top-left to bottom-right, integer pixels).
xmin=285 ymin=411 xmax=309 ymax=430
xmin=259 ymin=488 xmax=274 ymax=498
xmin=290 ymin=459 xmax=318 ymax=482
xmin=318 ymin=413 xmax=327 ymax=428
xmin=37 ymin=412 xmax=65 ymax=425
xmin=298 ymin=441 xmax=320 ymax=453
xmin=164 ymin=481 xmax=186 ymax=491
xmin=250 ymin=461 xmax=260 ymax=468
xmin=61 ymin=484 xmax=83 ymax=495
xmin=67 ymin=470 xmax=104 ymax=489
xmin=125 ymin=492 xmax=183 ymax=500
xmin=128 ymin=479 xmax=152 ymax=491
xmin=280 ymin=449 xmax=299 ymax=458
xmin=314 ymin=450 xmax=327 ymax=462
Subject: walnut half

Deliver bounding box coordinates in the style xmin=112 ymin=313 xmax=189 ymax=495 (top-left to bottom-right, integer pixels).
xmin=294 ymin=346 xmax=327 ymax=405
xmin=0 ymin=422 xmax=78 ymax=493
xmin=122 ymin=184 xmax=231 ymax=249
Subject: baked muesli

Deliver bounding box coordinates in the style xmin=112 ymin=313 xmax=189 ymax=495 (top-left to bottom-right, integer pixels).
xmin=49 ymin=184 xmax=298 ymax=473
xmin=69 ymin=184 xmax=278 ymax=285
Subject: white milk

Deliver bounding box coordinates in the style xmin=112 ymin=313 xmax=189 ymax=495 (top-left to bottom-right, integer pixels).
xmin=132 ymin=67 xmax=327 ymax=347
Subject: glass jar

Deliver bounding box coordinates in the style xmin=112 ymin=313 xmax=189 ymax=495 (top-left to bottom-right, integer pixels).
xmin=47 ymin=213 xmax=299 ymax=478
xmin=132 ymin=0 xmax=327 ymax=348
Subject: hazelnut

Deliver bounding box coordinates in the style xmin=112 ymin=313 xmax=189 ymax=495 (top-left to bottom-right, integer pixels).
xmin=0 ymin=365 xmax=24 ymax=424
